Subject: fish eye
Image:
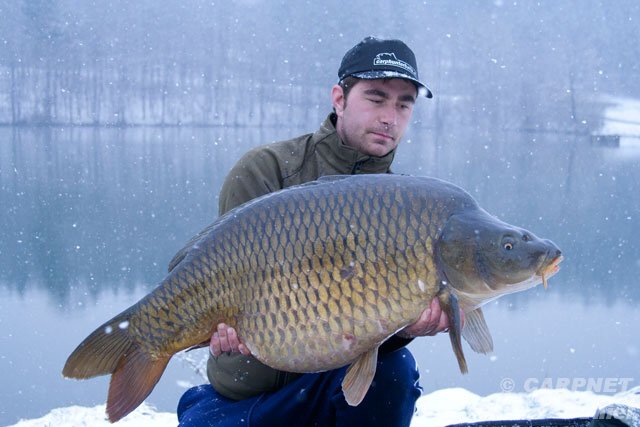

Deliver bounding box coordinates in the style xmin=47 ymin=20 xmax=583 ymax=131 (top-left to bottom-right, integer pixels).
xmin=501 ymin=236 xmax=516 ymax=251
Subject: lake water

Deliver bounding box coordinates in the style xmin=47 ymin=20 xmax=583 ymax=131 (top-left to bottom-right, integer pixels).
xmin=1 ymin=124 xmax=639 ymax=425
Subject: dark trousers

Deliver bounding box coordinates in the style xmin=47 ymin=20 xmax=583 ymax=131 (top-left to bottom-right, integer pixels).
xmin=177 ymin=348 xmax=421 ymax=427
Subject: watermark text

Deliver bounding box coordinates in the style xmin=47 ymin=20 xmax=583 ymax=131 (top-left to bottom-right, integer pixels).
xmin=499 ymin=377 xmax=634 ymax=393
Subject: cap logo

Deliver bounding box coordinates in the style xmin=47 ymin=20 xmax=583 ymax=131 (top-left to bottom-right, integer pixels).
xmin=373 ymin=53 xmax=416 ymax=76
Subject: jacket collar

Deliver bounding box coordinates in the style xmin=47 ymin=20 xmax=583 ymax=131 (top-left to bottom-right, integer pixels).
xmin=313 ymin=113 xmax=395 ymax=174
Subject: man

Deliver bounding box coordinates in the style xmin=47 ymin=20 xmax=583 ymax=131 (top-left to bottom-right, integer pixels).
xmin=177 ymin=36 xmax=454 ymax=427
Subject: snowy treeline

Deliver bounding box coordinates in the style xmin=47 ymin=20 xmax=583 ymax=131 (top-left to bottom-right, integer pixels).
xmin=1 ymin=0 xmax=638 ymax=129
xmin=0 ymin=64 xmax=326 ymax=126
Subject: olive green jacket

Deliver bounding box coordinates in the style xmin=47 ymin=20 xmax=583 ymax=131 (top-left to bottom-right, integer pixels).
xmin=217 ymin=113 xmax=396 ymax=214
xmin=208 ymin=113 xmax=412 ymax=400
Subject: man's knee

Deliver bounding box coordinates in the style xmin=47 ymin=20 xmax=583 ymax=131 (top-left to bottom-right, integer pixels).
xmin=178 ymin=384 xmax=253 ymax=426
xmin=331 ymin=348 xmax=421 ymax=426
xmin=372 ymin=348 xmax=421 ymax=394
xmin=177 ymin=384 xmax=212 ymax=419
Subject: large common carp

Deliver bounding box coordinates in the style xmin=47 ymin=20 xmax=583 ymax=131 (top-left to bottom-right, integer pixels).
xmin=63 ymin=174 xmax=562 ymax=422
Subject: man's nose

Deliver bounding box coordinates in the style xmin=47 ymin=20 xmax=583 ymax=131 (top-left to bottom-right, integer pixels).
xmin=379 ymin=105 xmax=397 ymax=127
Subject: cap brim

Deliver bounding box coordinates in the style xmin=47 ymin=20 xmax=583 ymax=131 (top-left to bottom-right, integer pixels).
xmin=351 ymin=70 xmax=433 ymax=98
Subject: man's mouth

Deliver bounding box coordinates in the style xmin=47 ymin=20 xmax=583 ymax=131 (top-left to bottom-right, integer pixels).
xmin=370 ymin=131 xmax=394 ymax=141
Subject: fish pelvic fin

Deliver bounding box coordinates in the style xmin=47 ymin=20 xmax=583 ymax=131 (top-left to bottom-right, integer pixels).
xmin=462 ymin=308 xmax=494 ymax=354
xmin=341 ymin=346 xmax=380 ymax=406
xmin=107 ymin=346 xmax=169 ymax=423
xmin=438 ymin=288 xmax=468 ymax=374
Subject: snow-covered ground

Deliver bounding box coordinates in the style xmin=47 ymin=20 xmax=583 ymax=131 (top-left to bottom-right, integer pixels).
xmin=413 ymin=387 xmax=640 ymax=427
xmin=9 ymin=386 xmax=640 ymax=427
xmin=597 ymin=96 xmax=640 ymax=148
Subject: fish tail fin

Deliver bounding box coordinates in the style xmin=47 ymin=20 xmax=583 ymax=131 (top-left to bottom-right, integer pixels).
xmin=63 ymin=311 xmax=136 ymax=379
xmin=62 ymin=310 xmax=170 ymax=422
xmin=438 ymin=289 xmax=468 ymax=374
xmin=107 ymin=346 xmax=170 ymax=422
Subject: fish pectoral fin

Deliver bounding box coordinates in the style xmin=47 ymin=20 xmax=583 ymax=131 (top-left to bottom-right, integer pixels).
xmin=107 ymin=347 xmax=170 ymax=423
xmin=462 ymin=308 xmax=494 ymax=354
xmin=439 ymin=288 xmax=468 ymax=374
xmin=341 ymin=346 xmax=379 ymax=406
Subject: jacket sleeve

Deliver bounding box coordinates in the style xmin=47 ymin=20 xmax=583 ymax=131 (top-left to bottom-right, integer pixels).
xmin=380 ymin=335 xmax=414 ymax=354
xmin=218 ymin=147 xmax=284 ymax=215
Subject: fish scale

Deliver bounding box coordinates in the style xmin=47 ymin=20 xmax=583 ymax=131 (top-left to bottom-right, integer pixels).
xmin=224 ymin=182 xmax=433 ymax=371
xmin=63 ymin=174 xmax=562 ymax=423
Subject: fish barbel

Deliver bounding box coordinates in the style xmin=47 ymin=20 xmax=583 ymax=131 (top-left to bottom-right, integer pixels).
xmin=63 ymin=174 xmax=562 ymax=422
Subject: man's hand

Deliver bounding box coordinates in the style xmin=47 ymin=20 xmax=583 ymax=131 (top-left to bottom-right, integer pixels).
xmin=397 ymin=298 xmax=465 ymax=338
xmin=209 ymin=323 xmax=251 ymax=357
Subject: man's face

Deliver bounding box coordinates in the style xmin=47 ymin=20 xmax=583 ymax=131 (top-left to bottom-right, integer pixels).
xmin=332 ymin=78 xmax=417 ymax=157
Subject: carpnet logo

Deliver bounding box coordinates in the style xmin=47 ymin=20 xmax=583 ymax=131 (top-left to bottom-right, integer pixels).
xmin=373 ymin=53 xmax=416 ymax=75
xmin=499 ymin=377 xmax=635 ymax=394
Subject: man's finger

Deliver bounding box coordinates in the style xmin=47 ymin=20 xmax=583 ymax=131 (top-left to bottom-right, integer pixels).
xmin=427 ymin=298 xmax=442 ymax=325
xmin=238 ymin=343 xmax=251 ymax=356
xmin=210 ymin=332 xmax=222 ymax=356
xmin=417 ymin=298 xmax=440 ymax=336
xmin=227 ymin=327 xmax=240 ymax=351
xmin=218 ymin=323 xmax=230 ymax=352
xmin=209 ymin=323 xmax=253 ymax=357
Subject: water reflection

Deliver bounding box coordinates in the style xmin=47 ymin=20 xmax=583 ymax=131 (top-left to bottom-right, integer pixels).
xmin=0 ymin=126 xmax=638 ymax=424
xmin=2 ymin=126 xmax=638 ymax=304
xmin=0 ymin=126 xmax=296 ymax=303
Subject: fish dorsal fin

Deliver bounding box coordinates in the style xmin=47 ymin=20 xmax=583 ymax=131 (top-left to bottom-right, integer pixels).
xmin=462 ymin=308 xmax=494 ymax=354
xmin=316 ymin=175 xmax=352 ymax=183
xmin=341 ymin=346 xmax=379 ymax=406
xmin=168 ymin=246 xmax=190 ymax=272
xmin=168 ymin=223 xmax=216 ymax=272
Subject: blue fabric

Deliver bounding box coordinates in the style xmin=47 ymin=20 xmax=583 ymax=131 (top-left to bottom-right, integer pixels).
xmin=177 ymin=348 xmax=421 ymax=427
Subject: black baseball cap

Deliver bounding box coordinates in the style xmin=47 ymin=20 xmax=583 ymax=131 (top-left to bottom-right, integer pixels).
xmin=338 ymin=36 xmax=433 ymax=98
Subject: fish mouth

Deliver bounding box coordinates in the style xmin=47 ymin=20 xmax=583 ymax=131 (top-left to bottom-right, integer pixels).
xmin=537 ymin=254 xmax=564 ymax=289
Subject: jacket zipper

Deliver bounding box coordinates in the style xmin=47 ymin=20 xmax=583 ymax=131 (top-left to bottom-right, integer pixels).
xmin=351 ymin=160 xmax=364 ymax=174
